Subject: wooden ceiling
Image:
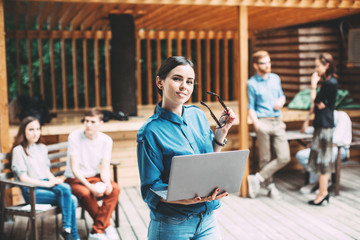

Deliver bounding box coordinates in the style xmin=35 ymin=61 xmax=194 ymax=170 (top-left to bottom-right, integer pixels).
xmin=4 ymin=0 xmax=360 ymax=34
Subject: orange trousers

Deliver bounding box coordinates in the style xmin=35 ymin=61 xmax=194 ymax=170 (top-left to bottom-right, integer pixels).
xmin=65 ymin=175 xmax=120 ymax=233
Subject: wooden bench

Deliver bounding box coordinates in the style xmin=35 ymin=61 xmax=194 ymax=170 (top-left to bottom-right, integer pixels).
xmin=0 ymin=142 xmax=120 ymax=240
xmin=249 ymin=130 xmax=313 ymax=173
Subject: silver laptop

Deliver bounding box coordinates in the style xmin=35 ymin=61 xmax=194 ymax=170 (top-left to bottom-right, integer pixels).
xmin=151 ymin=149 xmax=249 ymax=201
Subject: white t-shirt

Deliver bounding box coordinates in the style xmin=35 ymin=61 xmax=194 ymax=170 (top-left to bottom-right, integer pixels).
xmin=333 ymin=110 xmax=352 ymax=147
xmin=11 ymin=143 xmax=50 ymax=180
xmin=64 ymin=129 xmax=113 ymax=178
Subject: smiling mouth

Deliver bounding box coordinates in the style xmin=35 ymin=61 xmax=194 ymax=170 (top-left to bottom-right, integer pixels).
xmin=177 ymin=92 xmax=187 ymax=97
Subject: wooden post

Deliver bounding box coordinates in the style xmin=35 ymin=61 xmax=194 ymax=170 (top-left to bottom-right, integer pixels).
xmin=83 ymin=33 xmax=89 ymax=108
xmin=94 ymin=32 xmax=100 ymax=107
xmin=196 ymin=32 xmax=202 ymax=102
xmin=72 ymin=34 xmax=79 ymax=110
xmin=238 ymin=6 xmax=250 ymax=197
xmin=0 ymin=0 xmax=10 ymax=153
xmin=105 ymin=30 xmax=112 ymax=108
xmin=205 ymin=31 xmax=211 ymax=101
xmin=146 ymin=31 xmax=152 ymax=104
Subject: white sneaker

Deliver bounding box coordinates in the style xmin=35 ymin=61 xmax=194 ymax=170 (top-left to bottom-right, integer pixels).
xmin=105 ymin=225 xmax=119 ymax=240
xmin=247 ymin=175 xmax=260 ymax=198
xmin=299 ymin=182 xmax=318 ymax=194
xmin=267 ymin=183 xmax=282 ymax=200
xmin=88 ymin=233 xmax=109 ymax=240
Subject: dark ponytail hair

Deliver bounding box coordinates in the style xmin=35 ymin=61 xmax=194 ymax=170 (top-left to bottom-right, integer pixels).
xmin=318 ymin=53 xmax=338 ymax=80
xmin=155 ymin=56 xmax=196 ymax=97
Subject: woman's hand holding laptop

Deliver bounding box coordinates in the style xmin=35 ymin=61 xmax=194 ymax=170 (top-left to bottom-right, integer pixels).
xmin=160 ymin=187 xmax=229 ymax=205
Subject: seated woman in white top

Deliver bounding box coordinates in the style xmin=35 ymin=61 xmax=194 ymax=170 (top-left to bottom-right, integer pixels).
xmin=11 ymin=116 xmax=79 ymax=240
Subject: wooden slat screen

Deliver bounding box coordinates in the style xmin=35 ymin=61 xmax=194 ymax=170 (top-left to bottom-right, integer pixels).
xmin=6 ymin=29 xmax=238 ymax=112
xmin=254 ymin=26 xmax=341 ymax=104
xmin=136 ymin=30 xmax=238 ymax=105
xmin=254 ymin=22 xmax=360 ymax=105
xmin=6 ymin=30 xmax=113 ymax=112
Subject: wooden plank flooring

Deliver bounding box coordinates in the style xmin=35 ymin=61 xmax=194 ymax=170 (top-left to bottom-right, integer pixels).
xmin=4 ymin=168 xmax=360 ymax=240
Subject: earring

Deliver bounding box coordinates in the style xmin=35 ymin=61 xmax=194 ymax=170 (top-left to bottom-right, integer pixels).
xmin=158 ymin=85 xmax=163 ymax=89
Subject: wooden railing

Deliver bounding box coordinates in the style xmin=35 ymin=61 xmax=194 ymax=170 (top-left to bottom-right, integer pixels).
xmin=6 ymin=29 xmax=239 ymax=111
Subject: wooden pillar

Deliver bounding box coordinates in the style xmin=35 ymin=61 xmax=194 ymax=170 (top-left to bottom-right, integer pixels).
xmin=238 ymin=6 xmax=250 ymax=197
xmin=109 ymin=14 xmax=137 ymax=115
xmin=0 ymin=0 xmax=10 ymax=152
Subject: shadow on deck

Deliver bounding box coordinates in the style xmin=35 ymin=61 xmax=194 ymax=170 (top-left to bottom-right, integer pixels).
xmin=4 ymin=168 xmax=360 ymax=240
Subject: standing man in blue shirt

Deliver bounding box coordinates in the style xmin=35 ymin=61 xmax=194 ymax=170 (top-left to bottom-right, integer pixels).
xmin=247 ymin=50 xmax=290 ymax=199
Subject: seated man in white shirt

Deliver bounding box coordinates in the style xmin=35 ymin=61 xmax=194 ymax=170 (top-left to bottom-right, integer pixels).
xmin=296 ymin=110 xmax=352 ymax=194
xmin=64 ymin=108 xmax=120 ymax=240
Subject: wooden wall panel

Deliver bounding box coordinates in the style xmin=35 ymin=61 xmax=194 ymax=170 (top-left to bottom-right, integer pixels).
xmin=254 ymin=26 xmax=341 ymax=104
xmin=255 ymin=22 xmax=360 ymax=107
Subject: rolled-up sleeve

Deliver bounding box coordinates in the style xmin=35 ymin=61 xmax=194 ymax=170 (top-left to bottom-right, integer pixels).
xmin=137 ymin=137 xmax=167 ymax=210
xmin=11 ymin=146 xmax=27 ymax=178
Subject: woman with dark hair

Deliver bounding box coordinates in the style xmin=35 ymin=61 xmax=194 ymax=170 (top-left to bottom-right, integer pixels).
xmin=11 ymin=116 xmax=79 ymax=240
xmin=137 ymin=56 xmax=236 ymax=239
xmin=301 ymin=52 xmax=338 ymax=206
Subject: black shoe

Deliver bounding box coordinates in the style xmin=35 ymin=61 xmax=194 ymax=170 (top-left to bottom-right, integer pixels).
xmin=308 ymin=194 xmax=330 ymax=206
xmin=60 ymin=230 xmax=72 ymax=240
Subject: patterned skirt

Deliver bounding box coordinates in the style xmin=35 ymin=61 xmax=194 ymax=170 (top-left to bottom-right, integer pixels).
xmin=307 ymin=128 xmax=334 ymax=175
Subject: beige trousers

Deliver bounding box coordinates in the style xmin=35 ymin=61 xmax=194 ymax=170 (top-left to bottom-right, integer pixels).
xmin=256 ymin=118 xmax=290 ymax=182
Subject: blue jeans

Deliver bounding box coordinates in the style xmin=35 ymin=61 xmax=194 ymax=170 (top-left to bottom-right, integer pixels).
xmin=22 ymin=183 xmax=79 ymax=239
xmin=148 ymin=211 xmax=221 ymax=240
xmin=296 ymin=146 xmax=349 ymax=184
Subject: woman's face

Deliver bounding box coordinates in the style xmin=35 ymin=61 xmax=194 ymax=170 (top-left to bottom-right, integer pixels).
xmin=25 ymin=120 xmax=41 ymax=145
xmin=315 ymin=59 xmax=328 ymax=77
xmin=158 ymin=64 xmax=195 ymax=108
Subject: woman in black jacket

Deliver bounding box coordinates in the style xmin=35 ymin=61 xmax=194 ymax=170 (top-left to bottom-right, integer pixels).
xmin=302 ymin=52 xmax=338 ymax=206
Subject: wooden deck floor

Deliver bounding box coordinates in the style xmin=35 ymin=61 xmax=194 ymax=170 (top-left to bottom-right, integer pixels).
xmin=4 ymin=168 xmax=360 ymax=240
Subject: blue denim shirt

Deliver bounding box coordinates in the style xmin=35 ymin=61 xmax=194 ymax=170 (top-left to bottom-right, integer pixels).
xmin=137 ymin=104 xmax=220 ymax=220
xmin=247 ymin=73 xmax=285 ymax=118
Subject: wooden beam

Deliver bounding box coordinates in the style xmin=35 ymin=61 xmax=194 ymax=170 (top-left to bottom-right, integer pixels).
xmin=146 ymin=31 xmax=152 ymax=105
xmin=233 ymin=34 xmax=239 ymax=101
xmin=196 ymin=32 xmax=202 ymax=102
xmin=82 ymin=4 xmax=114 ymax=30
xmin=70 ymin=3 xmax=102 ymax=30
xmin=83 ymin=37 xmax=89 ymax=108
xmin=167 ymin=31 xmax=172 ymax=58
xmin=177 ymin=31 xmax=182 ymax=56
xmin=205 ymin=31 xmax=211 ymax=101
xmin=0 ymin=0 xmax=10 ymax=152
xmin=18 ymin=0 xmax=360 ymax=8
xmin=238 ymin=6 xmax=249 ymax=198
xmin=215 ymin=32 xmax=220 ymax=95
xmin=48 ymin=3 xmax=71 ymax=30
xmin=37 ymin=2 xmax=55 ymax=30
xmin=59 ymin=3 xmax=83 ymax=30
xmin=104 ymin=29 xmax=112 ymax=108
xmin=223 ymin=32 xmax=229 ymax=100
xmin=94 ymin=33 xmax=100 ymax=107
xmin=72 ymin=35 xmax=78 ymax=110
